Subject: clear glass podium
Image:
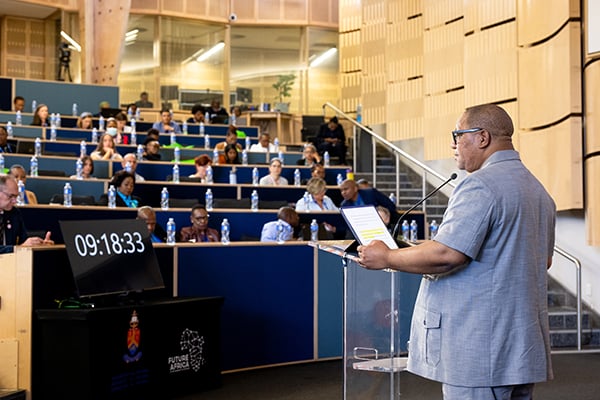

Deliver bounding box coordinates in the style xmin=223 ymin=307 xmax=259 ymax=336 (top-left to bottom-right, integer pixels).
xmin=315 ymin=241 xmax=421 ymax=400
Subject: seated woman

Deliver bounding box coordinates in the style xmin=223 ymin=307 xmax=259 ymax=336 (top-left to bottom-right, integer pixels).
xmin=76 ymin=112 xmax=94 ymax=129
xmin=31 ymin=104 xmax=49 ymax=127
xmin=69 ymin=155 xmax=96 ymax=179
xmin=222 ymin=143 xmax=241 ymax=164
xmin=294 ymin=177 xmax=336 ymax=211
xmin=189 ymin=154 xmax=212 ymax=181
xmin=259 ymin=157 xmax=288 ymax=186
xmin=180 ymin=204 xmax=220 ymax=243
xmin=98 ymin=170 xmax=142 ymax=208
xmin=90 ymin=133 xmax=123 ymax=161
xmin=105 ymin=117 xmax=124 ymax=144
xmin=296 ymin=143 xmax=322 ymax=167
xmin=215 ymin=126 xmax=243 ymax=152
xmin=8 ymin=164 xmax=38 ymax=204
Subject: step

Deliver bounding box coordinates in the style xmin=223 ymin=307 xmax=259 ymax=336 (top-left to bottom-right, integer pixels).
xmin=548 ymin=307 xmax=591 ymax=330
xmin=550 ymin=328 xmax=600 ymax=348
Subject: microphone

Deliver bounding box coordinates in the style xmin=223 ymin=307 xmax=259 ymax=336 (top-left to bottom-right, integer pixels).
xmin=391 ymin=173 xmax=458 ymax=241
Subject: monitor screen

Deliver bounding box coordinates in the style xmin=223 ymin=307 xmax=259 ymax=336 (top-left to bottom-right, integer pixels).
xmin=59 ymin=219 xmax=165 ymax=298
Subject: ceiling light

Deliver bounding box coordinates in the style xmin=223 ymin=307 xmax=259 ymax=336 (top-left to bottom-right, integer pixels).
xmin=196 ymin=41 xmax=225 ymax=62
xmin=309 ymin=47 xmax=337 ymax=67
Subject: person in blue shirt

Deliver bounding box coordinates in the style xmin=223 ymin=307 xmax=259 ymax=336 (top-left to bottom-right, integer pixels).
xmin=99 ymin=170 xmax=143 ymax=208
xmin=339 ymin=179 xmax=398 ymax=223
xmin=151 ymin=108 xmax=181 ymax=134
xmin=260 ymin=206 xmax=299 ymax=242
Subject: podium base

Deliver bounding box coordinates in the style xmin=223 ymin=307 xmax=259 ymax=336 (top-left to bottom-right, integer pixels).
xmin=353 ymin=357 xmax=408 ymax=373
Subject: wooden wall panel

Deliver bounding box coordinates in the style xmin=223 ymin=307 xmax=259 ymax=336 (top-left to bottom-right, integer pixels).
xmin=1 ymin=17 xmax=48 ymax=79
xmin=464 ymin=0 xmax=516 ymax=33
xmin=584 ymin=60 xmax=600 ymax=154
xmin=464 ymin=22 xmax=517 ymax=106
xmin=387 ymin=79 xmax=423 ymax=141
xmin=231 ymin=0 xmax=255 ymax=20
xmin=131 ymin=0 xmax=160 ymax=13
xmin=423 ymin=20 xmax=464 ymax=95
xmin=519 ymin=118 xmax=583 ymax=211
xmin=338 ymin=0 xmax=361 ymax=32
xmin=340 ymin=30 xmax=361 ymax=72
xmin=517 ymin=22 xmax=581 ymax=128
xmin=340 ymin=71 xmax=361 ymax=114
xmin=585 ymin=158 xmax=600 ymax=245
xmin=422 ymin=0 xmax=463 ymax=30
xmin=423 ymin=89 xmax=465 ymax=160
xmin=387 ymin=15 xmax=423 ymax=82
xmin=517 ymin=0 xmax=578 ymax=46
xmin=257 ymin=0 xmax=281 ymax=20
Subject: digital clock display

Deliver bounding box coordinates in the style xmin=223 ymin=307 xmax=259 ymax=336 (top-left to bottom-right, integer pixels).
xmin=59 ymin=219 xmax=164 ymax=297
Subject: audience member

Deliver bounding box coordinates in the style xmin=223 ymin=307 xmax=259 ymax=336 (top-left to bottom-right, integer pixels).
xmin=215 ymin=126 xmax=243 ymax=152
xmin=144 ymin=140 xmax=161 ymax=161
xmin=260 ymin=206 xmax=300 ymax=242
xmin=135 ymin=91 xmax=154 ymax=108
xmin=69 ymin=155 xmax=96 ymax=179
xmin=143 ymin=128 xmax=160 ymax=146
xmin=180 ymin=204 xmax=220 ymax=243
xmin=301 ymin=163 xmax=326 ymax=185
xmin=189 ymin=154 xmax=212 ymax=181
xmin=222 ymin=143 xmax=241 ymax=165
xmin=376 ymin=205 xmax=392 ymax=232
xmin=127 ymin=103 xmax=137 ymax=119
xmin=0 ymin=126 xmax=15 ymax=154
xmin=105 ymin=117 xmax=123 ymax=144
xmin=152 ymin=108 xmax=181 ymax=133
xmin=317 ymin=116 xmax=346 ymax=164
xmin=94 ymin=101 xmax=110 ymax=117
xmin=296 ymin=143 xmax=322 ymax=166
xmin=250 ymin=133 xmax=276 ymax=153
xmin=294 ymin=177 xmax=336 ymax=211
xmin=90 ymin=133 xmax=123 ymax=161
xmin=207 ymin=99 xmax=229 ymax=124
xmin=121 ymin=153 xmax=145 ymax=182
xmin=8 ymin=165 xmax=38 ymax=204
xmin=76 ymin=112 xmax=94 ymax=129
xmin=356 ymin=178 xmax=371 ymax=189
xmin=136 ymin=206 xmax=165 ymax=243
xmin=0 ymin=176 xmax=53 ymax=253
xmin=13 ymin=96 xmax=25 ymax=112
xmin=259 ymin=158 xmax=288 ymax=186
xmin=339 ymin=179 xmax=397 ymax=223
xmin=115 ymin=112 xmax=131 ymax=143
xmin=31 ymin=104 xmax=49 ymax=126
xmin=99 ymin=170 xmax=141 ymax=208
xmin=187 ymin=104 xmax=206 ymax=124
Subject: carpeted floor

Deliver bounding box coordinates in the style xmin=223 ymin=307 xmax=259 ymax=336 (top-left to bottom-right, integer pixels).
xmin=176 ymin=352 xmax=600 ymax=399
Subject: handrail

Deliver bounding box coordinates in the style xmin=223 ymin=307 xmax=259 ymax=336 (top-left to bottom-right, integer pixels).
xmin=552 ymin=246 xmax=583 ymax=352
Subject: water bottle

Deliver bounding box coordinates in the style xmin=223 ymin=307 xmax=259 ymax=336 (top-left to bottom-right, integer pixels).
xmin=251 ymin=190 xmax=259 ymax=212
xmin=273 ymin=137 xmax=280 ymax=152
xmin=107 ymin=185 xmax=116 ymax=208
xmin=160 ymin=187 xmax=169 ymax=210
xmin=356 ymin=103 xmax=363 ymax=124
xmin=174 ymin=146 xmax=180 ymax=163
xmin=229 ymin=168 xmax=237 ymax=184
xmin=6 ymin=122 xmax=13 ymax=138
xmin=221 ymin=218 xmax=230 ymax=245
xmin=50 ymin=126 xmax=57 ymax=142
xmin=16 ymin=180 xmax=25 ymax=206
xmin=136 ymin=144 xmax=144 ymax=161
xmin=125 ymin=160 xmax=132 ymax=173
xmin=80 ymin=140 xmax=86 ymax=157
xmin=128 ymin=107 xmax=133 ymax=120
xmin=31 ymin=99 xmax=37 ymax=113
xmin=242 ymin=149 xmax=248 ymax=165
xmin=252 ymin=167 xmax=259 ymax=186
xmin=429 ymin=220 xmax=439 ymax=240
xmin=167 ymin=218 xmax=176 ymax=245
xmin=130 ymin=120 xmax=137 ymax=146
xmin=200 ymin=121 xmax=205 ymax=136
xmin=206 ymin=165 xmax=214 ymax=184
xmin=389 ymin=193 xmax=397 ymax=205
xmin=50 ymin=113 xmax=56 ymax=128
xmin=205 ymin=188 xmax=213 ymax=211
xmin=204 ymin=132 xmax=210 ymax=149
xmin=310 ymin=219 xmax=319 ymax=242
xmin=205 ymin=111 xmax=210 ymax=123
xmin=0 ymin=154 xmax=4 ymax=171
xmin=294 ymin=168 xmax=301 ymax=186
xmin=172 ymin=163 xmax=180 ymax=183
xmin=231 ymin=114 xmax=236 ymax=126
xmin=401 ymin=220 xmax=409 ymax=242
xmin=34 ymin=137 xmax=42 ymax=156
xmin=303 ymin=191 xmax=311 ymax=212
xmin=99 ymin=115 xmax=105 ymax=131
xmin=323 ymin=151 xmax=330 ymax=167
xmin=245 ymin=136 xmax=251 ymax=150
xmin=212 ymin=148 xmax=219 ymax=164
xmin=182 ymin=120 xmax=188 ymax=134
xmin=72 ymin=103 xmax=78 ymax=117
xmin=336 ymin=173 xmax=343 ymax=186
xmin=29 ymin=156 xmax=38 ymax=177
xmin=135 ymin=108 xmax=140 ymax=120
xmin=75 ymin=157 xmax=83 ymax=179
xmin=170 ymin=131 xmax=176 ymax=145
xmin=56 ymin=113 xmax=61 ymax=128
xmin=92 ymin=127 xmax=98 ymax=144
xmin=63 ymin=182 xmax=72 ymax=207
xmin=278 ymin=150 xmax=284 ymax=165
xmin=15 ymin=110 xmax=22 ymax=126
xmin=410 ymin=220 xmax=418 ymax=242
xmin=276 ymin=219 xmax=285 ymax=244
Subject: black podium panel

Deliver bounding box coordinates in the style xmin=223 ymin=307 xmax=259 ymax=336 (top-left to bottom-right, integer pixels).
xmin=33 ymin=297 xmax=223 ymax=400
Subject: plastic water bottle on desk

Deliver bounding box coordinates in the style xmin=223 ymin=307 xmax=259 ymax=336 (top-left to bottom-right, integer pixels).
xmin=252 ymin=167 xmax=259 ymax=186
xmin=229 ymin=168 xmax=237 ymax=184
xmin=130 ymin=120 xmax=137 ymax=146
xmin=242 ymin=149 xmax=248 ymax=165
xmin=206 ymin=166 xmax=214 ymax=184
xmin=212 ymin=148 xmax=219 ymax=164
xmin=125 ymin=160 xmax=132 ymax=173
xmin=174 ymin=146 xmax=180 ymax=163
xmin=221 ymin=219 xmax=230 ymax=245
xmin=274 ymin=137 xmax=279 ymax=152
xmin=136 ymin=144 xmax=144 ymax=161
xmin=276 ymin=220 xmax=285 ymax=244
xmin=72 ymin=103 xmax=78 ymax=117
xmin=294 ymin=168 xmax=301 ymax=186
xmin=231 ymin=114 xmax=236 ymax=127
xmin=401 ymin=220 xmax=409 ymax=242
xmin=99 ymin=116 xmax=105 ymax=131
xmin=56 ymin=113 xmax=61 ymax=128
xmin=356 ymin=103 xmax=363 ymax=124
xmin=389 ymin=192 xmax=397 ymax=205
xmin=127 ymin=107 xmax=133 ymax=120
xmin=80 ymin=140 xmax=86 ymax=157
xmin=251 ymin=190 xmax=259 ymax=212
xmin=0 ymin=154 xmax=4 ymax=172
xmin=6 ymin=122 xmax=13 ymax=138
xmin=182 ymin=120 xmax=188 ymax=135
xmin=172 ymin=164 xmax=180 ymax=183
xmin=204 ymin=132 xmax=210 ymax=150
xmin=205 ymin=188 xmax=213 ymax=211
xmin=29 ymin=156 xmax=38 ymax=177
xmin=92 ymin=128 xmax=98 ymax=144
xmin=429 ymin=220 xmax=438 ymax=240
xmin=135 ymin=108 xmax=140 ymax=120
xmin=63 ymin=182 xmax=72 ymax=207
xmin=16 ymin=180 xmax=25 ymax=206
xmin=50 ymin=126 xmax=57 ymax=142
xmin=323 ymin=151 xmax=330 ymax=167
xmin=31 ymin=99 xmax=37 ymax=113
xmin=205 ymin=112 xmax=210 ymax=123
xmin=34 ymin=137 xmax=42 ymax=157
xmin=160 ymin=187 xmax=169 ymax=210
xmin=303 ymin=191 xmax=311 ymax=211
xmin=107 ymin=185 xmax=116 ymax=208
xmin=310 ymin=219 xmax=319 ymax=242
xmin=336 ymin=173 xmax=343 ymax=186
xmin=410 ymin=220 xmax=418 ymax=242
xmin=278 ymin=150 xmax=284 ymax=165
xmin=75 ymin=158 xmax=83 ymax=179
xmin=15 ymin=111 xmax=22 ymax=126
xmin=167 ymin=218 xmax=176 ymax=245
xmin=200 ymin=121 xmax=205 ymax=135
xmin=170 ymin=132 xmax=176 ymax=145
xmin=245 ymin=136 xmax=251 ymax=150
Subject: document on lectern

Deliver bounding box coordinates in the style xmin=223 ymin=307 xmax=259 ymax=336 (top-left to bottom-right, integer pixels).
xmin=340 ymin=206 xmax=399 ymax=250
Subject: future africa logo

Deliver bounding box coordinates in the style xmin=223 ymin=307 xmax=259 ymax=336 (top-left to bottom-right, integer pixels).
xmin=167 ymin=328 xmax=205 ymax=373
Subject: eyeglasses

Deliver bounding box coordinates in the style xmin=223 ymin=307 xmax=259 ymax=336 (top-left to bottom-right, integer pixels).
xmin=193 ymin=215 xmax=209 ymax=220
xmin=451 ymin=127 xmax=483 ymax=145
xmin=1 ymin=191 xmax=18 ymax=200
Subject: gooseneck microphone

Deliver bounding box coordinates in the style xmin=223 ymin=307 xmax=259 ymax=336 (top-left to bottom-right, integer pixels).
xmin=391 ymin=173 xmax=458 ymax=241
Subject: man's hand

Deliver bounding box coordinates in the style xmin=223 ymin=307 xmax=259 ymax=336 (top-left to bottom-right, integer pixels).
xmin=357 ymin=240 xmax=391 ymax=270
xmin=22 ymin=231 xmax=54 ymax=247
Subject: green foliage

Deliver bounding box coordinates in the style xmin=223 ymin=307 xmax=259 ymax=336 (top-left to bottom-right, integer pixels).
xmin=272 ymin=74 xmax=296 ymax=103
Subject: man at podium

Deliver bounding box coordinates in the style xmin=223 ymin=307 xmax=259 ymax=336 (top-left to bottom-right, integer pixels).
xmin=357 ymin=104 xmax=556 ymax=400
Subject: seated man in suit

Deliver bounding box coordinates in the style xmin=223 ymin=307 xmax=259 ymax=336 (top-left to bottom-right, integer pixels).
xmin=180 ymin=204 xmax=220 ymax=243
xmin=136 ymin=206 xmax=166 ymax=243
xmin=260 ymin=206 xmax=300 ymax=242
xmin=339 ymin=179 xmax=398 ymax=224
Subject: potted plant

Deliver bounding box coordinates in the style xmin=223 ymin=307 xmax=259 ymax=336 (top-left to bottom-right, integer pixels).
xmin=272 ymin=74 xmax=295 ymax=112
